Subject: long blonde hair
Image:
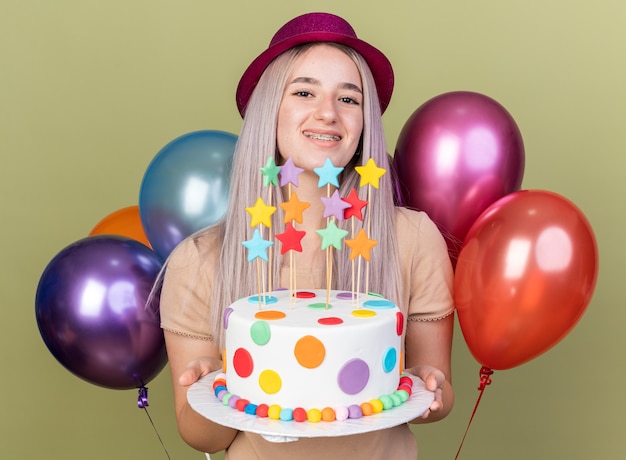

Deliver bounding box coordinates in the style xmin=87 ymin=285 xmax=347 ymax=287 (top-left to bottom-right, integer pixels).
xmin=190 ymin=43 xmax=402 ymax=345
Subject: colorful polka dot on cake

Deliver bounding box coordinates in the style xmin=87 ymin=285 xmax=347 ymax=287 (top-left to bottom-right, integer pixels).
xmin=232 ymin=348 xmax=253 ymax=377
xmin=250 ymin=320 xmax=271 ymax=345
xmin=294 ymin=335 xmax=326 ymax=368
xmin=259 ymin=369 xmax=282 ymax=394
xmin=338 ymin=358 xmax=370 ymax=394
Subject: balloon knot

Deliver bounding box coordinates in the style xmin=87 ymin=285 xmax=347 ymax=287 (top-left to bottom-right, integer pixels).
xmin=478 ymin=366 xmax=493 ymax=390
xmin=137 ymin=386 xmax=149 ymax=408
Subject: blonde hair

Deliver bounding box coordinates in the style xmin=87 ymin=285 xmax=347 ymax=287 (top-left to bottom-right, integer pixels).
xmin=184 ymin=43 xmax=402 ymax=345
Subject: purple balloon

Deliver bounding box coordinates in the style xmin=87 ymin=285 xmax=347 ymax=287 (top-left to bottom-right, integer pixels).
xmin=35 ymin=236 xmax=167 ymax=390
xmin=393 ymin=91 xmax=525 ymax=262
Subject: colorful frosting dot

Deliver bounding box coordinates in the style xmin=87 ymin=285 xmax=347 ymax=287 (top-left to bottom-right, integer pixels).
xmin=268 ymin=404 xmax=282 ymax=420
xmin=352 ymin=309 xmax=376 ymax=318
xmin=232 ymin=348 xmax=254 ymax=378
xmin=308 ymin=302 xmax=332 ymax=310
xmin=379 ymin=395 xmax=393 ymax=410
xmin=244 ymin=404 xmax=258 ymax=415
xmin=293 ymin=407 xmax=307 ymax=422
xmin=362 ymin=299 xmax=396 ymax=309
xmin=296 ymin=291 xmax=316 ymax=298
xmin=348 ymin=404 xmax=362 ymax=419
xmin=247 ymin=295 xmax=278 ymax=305
xmin=250 ymin=320 xmax=271 ymax=345
xmin=369 ymin=399 xmax=384 ymax=413
xmin=382 ymin=347 xmax=397 ymax=373
xmin=336 ymin=291 xmax=358 ymax=300
xmin=255 ymin=310 xmax=286 ymax=320
xmin=321 ymin=407 xmax=336 ymax=422
xmin=398 ymin=383 xmax=413 ymax=396
xmin=337 ymin=358 xmax=370 ymax=395
xmin=228 ymin=395 xmax=240 ymax=409
xmin=307 ymin=408 xmax=322 ymax=423
xmin=396 ymin=312 xmax=404 ymax=336
xmin=390 ymin=393 xmax=403 ymax=407
xmin=236 ymin=399 xmax=250 ymax=411
xmin=318 ymin=317 xmax=343 ymax=326
xmin=256 ymin=404 xmax=269 ymax=418
xmin=335 ymin=406 xmax=349 ymax=421
xmin=294 ymin=335 xmax=326 ymax=369
xmin=280 ymin=408 xmax=294 ymax=421
xmin=394 ymin=389 xmax=410 ymax=403
xmin=259 ymin=369 xmax=282 ymax=394
xmin=223 ymin=307 xmax=233 ymax=329
xmin=360 ymin=402 xmax=373 ymax=416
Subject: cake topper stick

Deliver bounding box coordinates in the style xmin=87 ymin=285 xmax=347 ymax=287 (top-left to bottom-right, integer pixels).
xmin=279 ymin=190 xmax=310 ymax=305
xmin=260 ymin=158 xmax=280 ymax=295
xmin=314 ymin=158 xmax=345 ymax=308
xmin=355 ymin=158 xmax=386 ymax=298
xmin=279 ymin=158 xmax=305 ymax=304
xmin=245 ymin=197 xmax=276 ymax=307
xmin=242 ymin=228 xmax=274 ymax=309
xmin=342 ymin=188 xmax=368 ymax=302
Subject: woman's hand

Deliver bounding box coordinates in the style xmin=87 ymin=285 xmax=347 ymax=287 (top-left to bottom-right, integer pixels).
xmin=406 ymin=364 xmax=447 ymax=419
xmin=179 ymin=356 xmax=223 ymax=387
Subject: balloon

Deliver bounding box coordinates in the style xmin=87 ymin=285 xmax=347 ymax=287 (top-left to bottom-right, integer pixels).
xmin=89 ymin=205 xmax=152 ymax=249
xmin=393 ymin=91 xmax=525 ymax=261
xmin=139 ymin=130 xmax=237 ymax=259
xmin=35 ymin=236 xmax=167 ymax=389
xmin=454 ymin=190 xmax=598 ymax=370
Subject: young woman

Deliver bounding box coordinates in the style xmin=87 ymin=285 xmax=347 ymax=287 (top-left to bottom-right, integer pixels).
xmin=160 ymin=12 xmax=454 ymax=459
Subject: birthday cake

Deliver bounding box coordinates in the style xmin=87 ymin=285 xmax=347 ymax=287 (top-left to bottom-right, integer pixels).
xmin=212 ymin=156 xmax=415 ymax=422
xmin=215 ymin=289 xmax=411 ymax=422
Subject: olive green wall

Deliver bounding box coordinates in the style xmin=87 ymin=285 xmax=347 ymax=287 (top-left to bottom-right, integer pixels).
xmin=2 ymin=1 xmax=623 ymax=459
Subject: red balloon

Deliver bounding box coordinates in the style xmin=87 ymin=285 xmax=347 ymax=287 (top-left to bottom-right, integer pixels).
xmin=90 ymin=205 xmax=152 ymax=249
xmin=393 ymin=91 xmax=525 ymax=261
xmin=454 ymin=190 xmax=598 ymax=370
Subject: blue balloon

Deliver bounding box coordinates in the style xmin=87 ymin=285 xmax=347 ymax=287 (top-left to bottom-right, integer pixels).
xmin=139 ymin=130 xmax=237 ymax=259
xmin=35 ymin=235 xmax=167 ymax=390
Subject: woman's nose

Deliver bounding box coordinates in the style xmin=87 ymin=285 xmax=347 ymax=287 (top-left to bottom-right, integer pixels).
xmin=314 ymin=96 xmax=338 ymax=123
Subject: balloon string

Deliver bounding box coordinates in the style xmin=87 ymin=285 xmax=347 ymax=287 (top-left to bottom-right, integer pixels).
xmin=454 ymin=366 xmax=493 ymax=460
xmin=138 ymin=387 xmax=172 ymax=460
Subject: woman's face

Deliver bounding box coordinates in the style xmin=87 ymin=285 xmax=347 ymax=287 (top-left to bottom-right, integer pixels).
xmin=276 ymin=44 xmax=364 ymax=172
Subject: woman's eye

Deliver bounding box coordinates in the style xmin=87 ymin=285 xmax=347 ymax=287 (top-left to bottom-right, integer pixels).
xmin=340 ymin=96 xmax=360 ymax=105
xmin=294 ymin=90 xmax=313 ymax=97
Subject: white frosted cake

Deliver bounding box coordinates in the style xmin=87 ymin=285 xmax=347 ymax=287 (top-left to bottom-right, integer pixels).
xmin=213 ymin=289 xmax=413 ymax=422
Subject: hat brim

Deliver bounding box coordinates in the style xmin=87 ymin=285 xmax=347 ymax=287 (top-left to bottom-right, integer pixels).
xmin=236 ymin=31 xmax=394 ymax=117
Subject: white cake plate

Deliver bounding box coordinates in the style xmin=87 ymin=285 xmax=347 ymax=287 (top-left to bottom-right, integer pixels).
xmin=187 ymin=370 xmax=434 ymax=442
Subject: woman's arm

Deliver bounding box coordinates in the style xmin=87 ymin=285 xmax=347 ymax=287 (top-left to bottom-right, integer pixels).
xmin=165 ymin=330 xmax=238 ymax=453
xmin=404 ymin=314 xmax=455 ymax=423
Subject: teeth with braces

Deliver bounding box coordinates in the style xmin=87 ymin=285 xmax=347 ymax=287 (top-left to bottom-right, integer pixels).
xmin=305 ymin=132 xmax=341 ymax=141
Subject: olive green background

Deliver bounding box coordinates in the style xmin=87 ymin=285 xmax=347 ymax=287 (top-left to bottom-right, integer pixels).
xmin=2 ymin=1 xmax=623 ymax=459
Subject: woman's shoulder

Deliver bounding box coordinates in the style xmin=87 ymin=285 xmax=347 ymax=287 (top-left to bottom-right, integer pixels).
xmin=394 ymin=206 xmax=447 ymax=247
xmin=167 ymin=226 xmax=223 ymax=268
xmin=394 ymin=206 xmax=435 ymax=231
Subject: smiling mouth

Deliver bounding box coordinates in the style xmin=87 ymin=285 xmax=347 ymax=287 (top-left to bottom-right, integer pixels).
xmin=304 ymin=132 xmax=341 ymax=142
